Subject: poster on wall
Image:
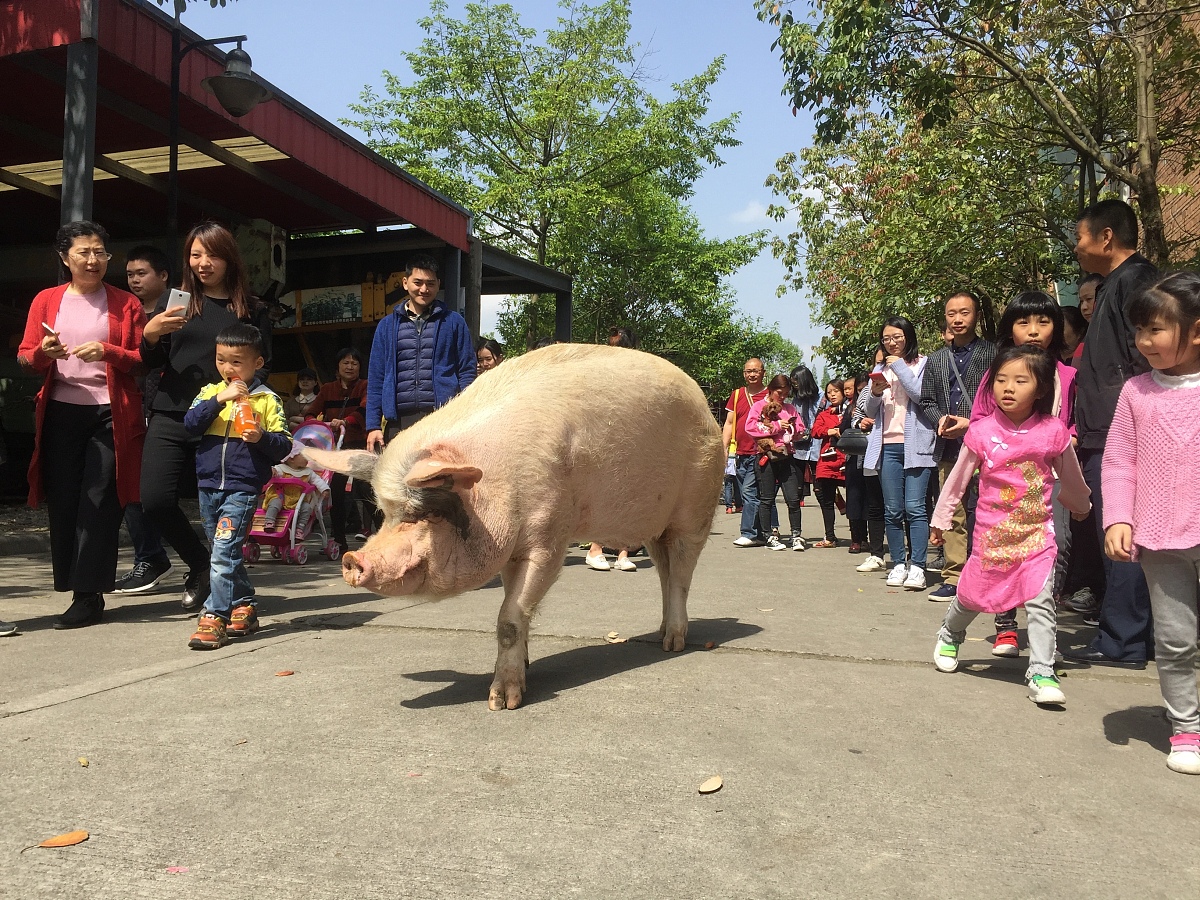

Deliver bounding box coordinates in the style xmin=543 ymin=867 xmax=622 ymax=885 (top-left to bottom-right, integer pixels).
xmin=276 ymin=284 xmax=364 ymax=326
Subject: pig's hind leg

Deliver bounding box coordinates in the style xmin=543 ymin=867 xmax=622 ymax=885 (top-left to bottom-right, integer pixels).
xmin=647 ymin=528 xmax=703 ymax=652
xmin=490 ymin=547 xmax=565 ymax=710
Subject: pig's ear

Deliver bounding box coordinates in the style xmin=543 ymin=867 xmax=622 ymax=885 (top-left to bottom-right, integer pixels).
xmin=404 ymin=458 xmax=482 ymax=492
xmin=304 ymin=448 xmax=378 ymax=481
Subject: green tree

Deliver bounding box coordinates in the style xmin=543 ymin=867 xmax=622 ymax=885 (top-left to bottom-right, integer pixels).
xmin=757 ymin=0 xmax=1200 ymax=266
xmin=766 ymin=111 xmax=1076 ymax=372
xmin=346 ymin=0 xmax=786 ymax=380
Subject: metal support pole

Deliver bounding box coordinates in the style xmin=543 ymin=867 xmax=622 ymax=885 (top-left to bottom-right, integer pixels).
xmin=442 ymin=246 xmax=463 ymax=316
xmin=168 ymin=20 xmax=182 ymax=251
xmin=554 ymin=290 xmax=572 ymax=343
xmin=61 ymin=41 xmax=98 ymax=224
xmin=466 ymin=237 xmax=483 ymax=337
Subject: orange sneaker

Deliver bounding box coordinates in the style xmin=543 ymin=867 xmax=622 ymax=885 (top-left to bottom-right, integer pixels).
xmin=228 ymin=604 xmax=260 ymax=638
xmin=188 ymin=614 xmax=229 ymax=650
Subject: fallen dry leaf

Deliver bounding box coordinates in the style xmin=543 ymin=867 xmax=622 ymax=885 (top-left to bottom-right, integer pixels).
xmin=604 ymin=632 xmax=627 ymax=644
xmin=234 ymin=739 xmax=248 ymax=746
xmin=698 ymin=775 xmax=723 ymax=794
xmin=857 ymin=589 xmax=863 ymax=593
xmin=756 ymin=607 xmax=774 ymax=612
xmin=78 ymin=757 xmax=88 ymax=767
xmin=38 ymin=830 xmax=89 ymax=848
xmin=275 ymin=671 xmax=294 ymax=677
xmin=405 ymin=772 xmax=423 ymax=777
xmin=704 ymin=641 xmax=715 ymax=650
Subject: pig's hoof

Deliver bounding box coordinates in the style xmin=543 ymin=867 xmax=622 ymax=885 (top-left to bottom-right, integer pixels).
xmin=488 ymin=684 xmax=524 ymax=711
xmin=488 ymin=669 xmax=525 ymax=710
xmin=661 ymin=629 xmax=687 ymax=652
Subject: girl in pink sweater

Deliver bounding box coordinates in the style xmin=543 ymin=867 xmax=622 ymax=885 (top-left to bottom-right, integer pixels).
xmin=1102 ymin=271 xmax=1200 ymax=776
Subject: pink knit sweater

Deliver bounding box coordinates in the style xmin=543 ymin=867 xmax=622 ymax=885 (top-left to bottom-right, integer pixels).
xmin=1102 ymin=371 xmax=1200 ymax=551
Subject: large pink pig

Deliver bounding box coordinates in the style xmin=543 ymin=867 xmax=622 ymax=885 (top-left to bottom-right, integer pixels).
xmin=306 ymin=343 xmax=724 ymax=710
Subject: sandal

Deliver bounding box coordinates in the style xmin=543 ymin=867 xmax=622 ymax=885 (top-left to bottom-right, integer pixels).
xmin=812 ymin=539 xmax=838 ymax=549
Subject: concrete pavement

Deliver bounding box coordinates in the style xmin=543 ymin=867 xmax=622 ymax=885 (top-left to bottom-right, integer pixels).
xmin=1 ymin=503 xmax=1197 ymax=899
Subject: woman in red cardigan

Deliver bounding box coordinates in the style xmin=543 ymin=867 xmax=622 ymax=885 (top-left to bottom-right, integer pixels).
xmin=304 ymin=347 xmax=372 ymax=554
xmin=810 ymin=379 xmax=849 ymax=548
xmin=17 ymin=221 xmax=146 ymax=629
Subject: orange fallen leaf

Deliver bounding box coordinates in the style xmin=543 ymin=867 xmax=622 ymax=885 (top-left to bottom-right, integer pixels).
xmin=39 ymin=830 xmax=89 ymax=848
xmin=275 ymin=670 xmax=294 ymax=677
xmin=704 ymin=641 xmax=715 ymax=650
xmin=698 ymin=775 xmax=723 ymax=794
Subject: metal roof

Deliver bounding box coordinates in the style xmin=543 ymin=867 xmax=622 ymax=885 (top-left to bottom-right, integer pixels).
xmin=0 ymin=0 xmax=472 ymax=249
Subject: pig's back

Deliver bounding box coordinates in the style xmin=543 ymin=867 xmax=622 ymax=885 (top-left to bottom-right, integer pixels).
xmin=432 ymin=344 xmax=722 ymax=538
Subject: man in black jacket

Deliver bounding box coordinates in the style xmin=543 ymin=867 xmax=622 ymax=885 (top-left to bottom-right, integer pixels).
xmin=919 ymin=292 xmax=996 ymax=603
xmin=1064 ymin=199 xmax=1159 ymax=667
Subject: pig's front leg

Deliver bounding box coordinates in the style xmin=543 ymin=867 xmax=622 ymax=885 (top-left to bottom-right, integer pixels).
xmin=490 ymin=547 xmax=564 ymax=710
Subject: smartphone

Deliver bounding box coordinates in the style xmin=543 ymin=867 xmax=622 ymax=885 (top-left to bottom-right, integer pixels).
xmin=869 ymin=365 xmax=888 ymax=385
xmin=165 ymin=288 xmax=190 ymax=317
xmin=41 ymin=322 xmax=58 ymax=337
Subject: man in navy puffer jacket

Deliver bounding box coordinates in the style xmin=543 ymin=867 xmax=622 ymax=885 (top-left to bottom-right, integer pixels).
xmin=366 ymin=254 xmax=476 ymax=451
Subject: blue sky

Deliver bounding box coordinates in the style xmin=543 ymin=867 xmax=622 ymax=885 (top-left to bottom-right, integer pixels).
xmin=183 ymin=0 xmax=823 ymax=360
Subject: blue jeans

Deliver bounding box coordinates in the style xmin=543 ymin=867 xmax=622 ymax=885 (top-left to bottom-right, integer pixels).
xmin=736 ymin=454 xmax=763 ymax=540
xmin=199 ymin=488 xmax=257 ymax=620
xmin=880 ymin=443 xmax=933 ymax=569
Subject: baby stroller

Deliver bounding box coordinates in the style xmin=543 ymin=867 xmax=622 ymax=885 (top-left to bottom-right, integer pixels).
xmin=244 ymin=422 xmax=343 ymax=565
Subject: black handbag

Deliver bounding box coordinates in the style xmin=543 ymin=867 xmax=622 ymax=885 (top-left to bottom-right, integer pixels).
xmin=836 ymin=428 xmax=869 ymax=456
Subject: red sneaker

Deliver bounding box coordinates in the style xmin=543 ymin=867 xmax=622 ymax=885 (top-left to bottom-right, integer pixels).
xmin=188 ymin=614 xmax=229 ymax=650
xmin=228 ymin=604 xmax=260 ymax=638
xmin=992 ymin=630 xmax=1019 ymax=657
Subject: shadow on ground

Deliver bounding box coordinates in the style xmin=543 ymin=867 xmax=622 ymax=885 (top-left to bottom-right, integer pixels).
xmin=1103 ymin=704 xmax=1171 ymax=753
xmin=400 ymin=616 xmax=764 ymax=709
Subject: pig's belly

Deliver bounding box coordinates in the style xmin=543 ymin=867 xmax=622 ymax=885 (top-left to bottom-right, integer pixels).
xmin=568 ymin=486 xmax=693 ymax=544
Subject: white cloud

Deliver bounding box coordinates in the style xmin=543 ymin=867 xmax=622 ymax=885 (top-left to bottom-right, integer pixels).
xmin=730 ymin=200 xmax=770 ymax=225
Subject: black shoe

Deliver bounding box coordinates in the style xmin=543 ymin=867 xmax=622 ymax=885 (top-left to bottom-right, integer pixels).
xmin=181 ymin=570 xmax=210 ymax=612
xmin=113 ymin=558 xmax=174 ymax=594
xmin=1061 ymin=647 xmax=1147 ymax=669
xmin=54 ymin=594 xmax=104 ymax=629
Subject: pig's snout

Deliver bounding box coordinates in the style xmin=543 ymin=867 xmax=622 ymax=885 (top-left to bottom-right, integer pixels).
xmin=342 ymin=551 xmax=373 ymax=588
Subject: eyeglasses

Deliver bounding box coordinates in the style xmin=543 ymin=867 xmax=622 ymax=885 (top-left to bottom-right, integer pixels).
xmin=743 ymin=368 xmax=763 ymax=374
xmin=66 ymin=250 xmax=112 ymax=261
xmin=881 ymin=335 xmax=905 ymax=345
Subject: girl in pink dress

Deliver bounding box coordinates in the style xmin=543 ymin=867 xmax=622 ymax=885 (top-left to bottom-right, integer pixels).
xmin=969 ymin=291 xmax=1078 ymax=656
xmin=930 ymin=345 xmax=1091 ymax=706
xmin=1103 ymin=272 xmax=1200 ymax=775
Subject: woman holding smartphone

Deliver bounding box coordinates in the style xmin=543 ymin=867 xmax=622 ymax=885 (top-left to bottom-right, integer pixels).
xmin=17 ymin=221 xmax=146 ymax=629
xmin=140 ymin=221 xmax=271 ymax=611
xmin=861 ymin=317 xmax=937 ymax=591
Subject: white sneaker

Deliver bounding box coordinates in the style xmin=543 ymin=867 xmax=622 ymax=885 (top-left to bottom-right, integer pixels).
xmin=1027 ymin=674 xmax=1066 ymax=706
xmin=934 ymin=639 xmax=960 ymax=673
xmin=886 ymin=564 xmax=909 ymax=587
xmin=903 ymin=566 xmax=927 ymax=590
xmin=856 ymin=555 xmax=884 ymax=573
xmin=614 ymin=557 xmax=637 ymax=571
xmin=585 ymin=554 xmax=610 ymax=571
xmin=733 ymin=536 xmax=763 ymax=548
xmin=791 ymin=536 xmax=806 ymax=551
xmin=1167 ymin=735 xmax=1200 ymax=775
xmin=766 ymin=537 xmax=788 ymax=551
